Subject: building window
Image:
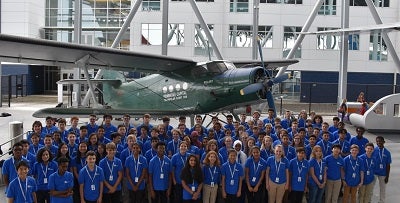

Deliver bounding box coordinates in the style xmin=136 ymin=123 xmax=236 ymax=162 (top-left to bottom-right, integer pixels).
xmin=317 ymin=27 xmax=340 ymax=50
xmin=228 ymin=25 xmax=273 ymax=48
xmin=194 ymin=24 xmax=214 ymax=56
xmin=318 ymin=0 xmax=336 ymax=15
xmin=348 ymin=34 xmax=360 ymax=50
xmin=283 ymin=26 xmax=302 ymax=58
xmin=265 ymin=0 xmax=303 ymax=4
xmin=350 ymin=0 xmax=389 ymax=7
xmin=230 ymin=0 xmax=249 ymax=12
xmin=141 ymin=23 xmax=184 ymax=45
xmin=142 ymin=0 xmax=160 ymax=11
xmin=369 ymin=31 xmax=387 ymax=61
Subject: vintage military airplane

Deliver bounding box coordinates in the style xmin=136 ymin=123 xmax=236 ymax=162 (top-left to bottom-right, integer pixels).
xmin=0 ymin=34 xmax=298 ymax=118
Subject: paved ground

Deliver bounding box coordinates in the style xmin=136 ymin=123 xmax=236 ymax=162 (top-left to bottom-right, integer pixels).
xmin=0 ymin=95 xmax=398 ymax=202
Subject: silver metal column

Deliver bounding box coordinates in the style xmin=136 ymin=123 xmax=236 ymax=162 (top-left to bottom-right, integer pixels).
xmin=73 ymin=0 xmax=83 ymax=107
xmin=338 ymin=0 xmax=349 ymax=105
xmin=162 ymin=0 xmax=169 ymax=55
xmin=252 ymin=0 xmax=260 ymax=60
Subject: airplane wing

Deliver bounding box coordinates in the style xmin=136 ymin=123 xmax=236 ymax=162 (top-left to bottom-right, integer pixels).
xmin=303 ymin=22 xmax=400 ymax=35
xmin=233 ymin=59 xmax=299 ymax=69
xmin=0 ymin=34 xmax=197 ymax=73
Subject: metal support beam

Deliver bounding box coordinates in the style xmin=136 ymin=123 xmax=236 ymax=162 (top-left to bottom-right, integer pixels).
xmin=365 ymin=0 xmax=400 ymax=74
xmin=162 ymin=0 xmax=169 ymax=55
xmin=338 ymin=0 xmax=350 ymax=105
xmin=188 ymin=0 xmax=223 ymax=60
xmin=82 ymin=0 xmax=143 ymax=106
xmin=73 ymin=0 xmax=83 ymax=107
xmin=76 ymin=55 xmax=100 ymax=107
xmin=252 ymin=0 xmax=260 ymax=60
xmin=276 ymin=0 xmax=324 ymax=77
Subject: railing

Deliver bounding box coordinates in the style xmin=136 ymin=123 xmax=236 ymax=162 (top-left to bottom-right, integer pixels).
xmin=0 ymin=131 xmax=29 ymax=159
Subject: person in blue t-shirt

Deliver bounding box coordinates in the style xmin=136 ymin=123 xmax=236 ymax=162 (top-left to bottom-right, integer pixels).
xmin=171 ymin=141 xmax=190 ymax=203
xmin=125 ymin=142 xmax=148 ymax=203
xmin=2 ymin=142 xmax=30 ymax=192
xmin=324 ymin=143 xmax=344 ymax=203
xmin=288 ymin=147 xmax=309 ymax=203
xmin=221 ymin=149 xmax=243 ymax=203
xmin=202 ymin=151 xmax=221 ymax=203
xmin=32 ymin=148 xmax=58 ymax=203
xmin=244 ymin=146 xmax=266 ymax=203
xmin=48 ymin=157 xmax=74 ymax=203
xmin=265 ymin=144 xmax=289 ymax=203
xmin=6 ymin=161 xmax=37 ymax=203
xmin=180 ymin=154 xmax=203 ymax=203
xmin=359 ymin=143 xmax=376 ymax=203
xmin=343 ymin=144 xmax=364 ymax=203
xmin=78 ymin=151 xmax=105 ymax=203
xmin=308 ymin=145 xmax=327 ymax=203
xmin=349 ymin=127 xmax=369 ymax=156
xmin=373 ymin=136 xmax=392 ymax=203
xmin=99 ymin=142 xmax=123 ymax=203
xmin=148 ymin=142 xmax=172 ymax=203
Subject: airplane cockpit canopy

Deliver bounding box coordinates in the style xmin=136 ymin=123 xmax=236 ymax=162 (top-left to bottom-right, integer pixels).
xmin=192 ymin=61 xmax=235 ymax=77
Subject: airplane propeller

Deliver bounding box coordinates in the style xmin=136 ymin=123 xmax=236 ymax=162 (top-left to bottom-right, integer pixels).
xmin=239 ymin=73 xmax=290 ymax=96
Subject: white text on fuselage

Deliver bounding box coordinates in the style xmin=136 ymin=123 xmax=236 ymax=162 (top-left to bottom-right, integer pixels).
xmin=163 ymin=91 xmax=188 ymax=101
xmin=163 ymin=83 xmax=188 ymax=101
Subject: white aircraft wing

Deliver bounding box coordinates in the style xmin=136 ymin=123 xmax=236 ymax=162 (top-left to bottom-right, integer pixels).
xmin=0 ymin=34 xmax=197 ymax=73
xmin=303 ymin=22 xmax=400 ymax=35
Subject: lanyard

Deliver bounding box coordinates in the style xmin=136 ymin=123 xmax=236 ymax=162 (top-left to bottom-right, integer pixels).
xmin=208 ymin=166 xmax=217 ymax=182
xmin=173 ymin=140 xmax=179 ymax=154
xmin=228 ymin=163 xmax=236 ymax=179
xmin=180 ymin=154 xmax=187 ymax=166
xmin=350 ymin=157 xmax=358 ymax=172
xmin=85 ymin=166 xmax=98 ymax=184
xmin=378 ymin=148 xmax=385 ymax=163
xmin=106 ymin=159 xmax=115 ymax=174
xmin=317 ymin=159 xmax=323 ymax=174
xmin=81 ymin=158 xmax=86 ymax=167
xmin=159 ymin=157 xmax=165 ymax=173
xmin=253 ymin=159 xmax=260 ymax=175
xmin=133 ymin=156 xmax=140 ymax=176
xmin=41 ymin=163 xmax=49 ymax=178
xmin=365 ymin=157 xmax=373 ymax=170
xmin=18 ymin=177 xmax=28 ymax=202
xmin=275 ymin=159 xmax=281 ymax=175
xmin=297 ymin=160 xmax=304 ymax=175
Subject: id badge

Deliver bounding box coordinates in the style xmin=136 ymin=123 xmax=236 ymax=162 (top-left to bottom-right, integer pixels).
xmin=43 ymin=178 xmax=48 ymax=184
xmin=160 ymin=173 xmax=164 ymax=179
xmin=367 ymin=170 xmax=370 ymax=176
xmin=275 ymin=177 xmax=279 ymax=183
xmin=352 ymin=173 xmax=356 ymax=178
xmin=135 ymin=177 xmax=139 ymax=183
xmin=91 ymin=184 xmax=96 ymax=191
xmin=252 ymin=177 xmax=256 ymax=182
xmin=319 ymin=174 xmax=323 ymax=180
xmin=191 ymin=186 xmax=196 ymax=192
xmin=380 ymin=164 xmax=383 ymax=169
xmin=109 ymin=175 xmax=113 ymax=181
xmin=297 ymin=177 xmax=302 ymax=182
xmin=230 ymin=179 xmax=234 ymax=185
xmin=210 ymin=182 xmax=215 ymax=187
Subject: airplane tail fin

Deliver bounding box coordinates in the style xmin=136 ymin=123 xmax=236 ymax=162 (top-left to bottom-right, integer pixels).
xmin=101 ymin=70 xmax=125 ymax=105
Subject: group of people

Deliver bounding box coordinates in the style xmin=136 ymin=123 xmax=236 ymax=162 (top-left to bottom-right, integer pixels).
xmin=2 ymin=110 xmax=391 ymax=203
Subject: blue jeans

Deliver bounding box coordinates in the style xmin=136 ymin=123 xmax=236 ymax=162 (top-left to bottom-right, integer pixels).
xmin=308 ymin=184 xmax=325 ymax=203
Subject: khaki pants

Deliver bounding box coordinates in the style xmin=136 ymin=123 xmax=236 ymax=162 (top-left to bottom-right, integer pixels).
xmin=359 ymin=181 xmax=375 ymax=203
xmin=343 ymin=185 xmax=357 ymax=203
xmin=376 ymin=175 xmax=387 ymax=203
xmin=268 ymin=178 xmax=286 ymax=203
xmin=203 ymin=184 xmax=218 ymax=203
xmin=325 ymin=179 xmax=342 ymax=203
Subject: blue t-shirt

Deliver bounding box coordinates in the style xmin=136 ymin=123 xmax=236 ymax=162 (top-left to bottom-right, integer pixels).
xmin=202 ymin=165 xmax=221 ymax=185
xmin=358 ymin=154 xmax=376 ymax=185
xmin=125 ymin=155 xmax=148 ymax=190
xmin=343 ymin=155 xmax=364 ymax=186
xmin=308 ymin=158 xmax=326 ymax=187
xmin=349 ymin=136 xmax=369 ymax=155
xmin=33 ymin=161 xmax=58 ymax=190
xmin=6 ymin=176 xmax=37 ymax=203
xmin=149 ymin=155 xmax=172 ymax=191
xmin=167 ymin=140 xmax=181 ymax=156
xmin=372 ymin=147 xmax=392 ymax=176
xmin=245 ymin=157 xmax=267 ymax=187
xmin=78 ymin=165 xmax=105 ymax=201
xmin=283 ymin=145 xmax=296 ymax=161
xmin=2 ymin=157 xmax=30 ymax=185
xmin=266 ymin=156 xmax=289 ymax=184
xmin=331 ymin=139 xmax=350 ymax=157
xmin=221 ymin=162 xmax=244 ymax=195
xmin=48 ymin=170 xmax=74 ymax=203
xmin=324 ymin=154 xmax=344 ymax=181
xmin=289 ymin=158 xmax=309 ymax=191
xmin=316 ymin=140 xmax=333 ymax=157
xmin=171 ymin=152 xmax=190 ymax=184
xmin=99 ymin=157 xmax=123 ymax=192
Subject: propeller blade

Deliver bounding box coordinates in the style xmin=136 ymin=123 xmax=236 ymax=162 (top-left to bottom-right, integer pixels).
xmin=268 ymin=73 xmax=291 ymax=86
xmin=240 ymin=83 xmax=264 ymax=95
xmin=265 ymin=91 xmax=276 ymax=116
